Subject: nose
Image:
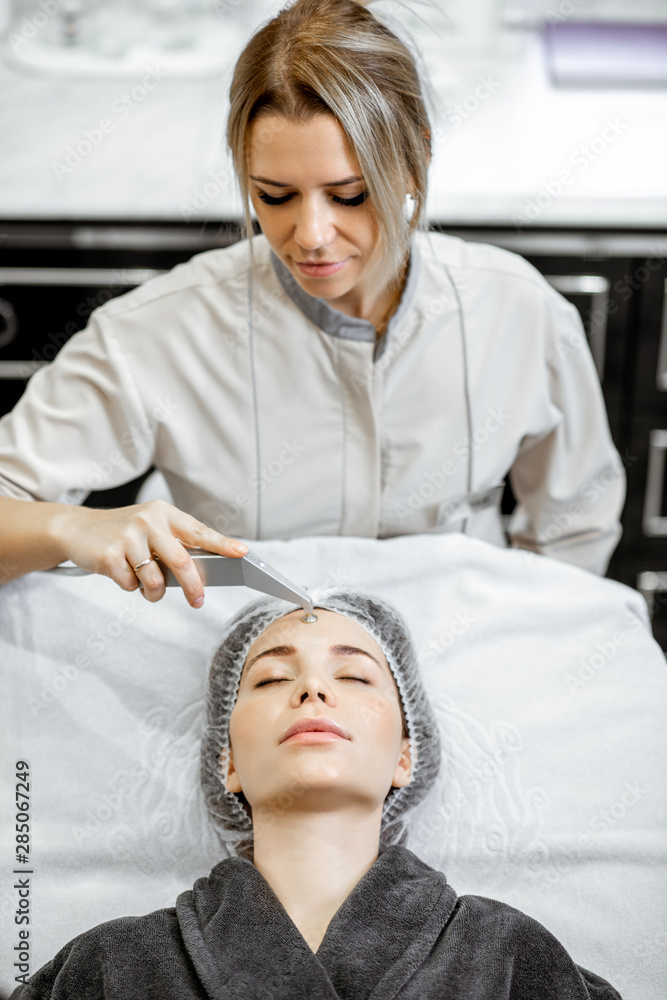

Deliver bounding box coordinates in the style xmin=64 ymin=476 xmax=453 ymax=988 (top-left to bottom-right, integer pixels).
xmin=292 ymin=674 xmax=335 ymax=706
xmin=293 ymin=194 xmax=336 ymax=252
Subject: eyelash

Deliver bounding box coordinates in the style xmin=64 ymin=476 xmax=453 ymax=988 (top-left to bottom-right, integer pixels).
xmin=256 ymin=190 xmax=369 ymax=207
xmin=254 ymin=676 xmax=370 ymax=688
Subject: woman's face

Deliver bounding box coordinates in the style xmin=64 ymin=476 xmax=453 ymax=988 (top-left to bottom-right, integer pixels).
xmin=246 ymin=114 xmax=388 ymax=312
xmin=225 ymin=610 xmax=411 ymax=820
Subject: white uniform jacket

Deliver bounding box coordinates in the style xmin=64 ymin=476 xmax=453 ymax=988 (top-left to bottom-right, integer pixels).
xmin=0 ymin=231 xmax=625 ymax=574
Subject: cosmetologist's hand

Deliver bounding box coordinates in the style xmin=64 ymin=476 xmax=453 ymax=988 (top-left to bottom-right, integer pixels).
xmin=59 ymin=499 xmax=247 ymax=608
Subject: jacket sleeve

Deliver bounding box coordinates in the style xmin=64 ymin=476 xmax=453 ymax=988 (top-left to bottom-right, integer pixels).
xmin=577 ymin=965 xmax=625 ymax=1000
xmin=506 ymin=910 xmax=623 ymax=999
xmin=9 ymin=934 xmax=104 ymax=1000
xmin=506 ymin=290 xmax=625 ymax=576
xmin=0 ymin=310 xmax=154 ymax=505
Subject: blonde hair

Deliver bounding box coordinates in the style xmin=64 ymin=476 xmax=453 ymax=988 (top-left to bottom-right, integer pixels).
xmin=227 ymin=0 xmax=432 ymax=288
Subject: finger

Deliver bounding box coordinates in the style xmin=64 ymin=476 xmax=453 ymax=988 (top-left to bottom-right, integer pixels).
xmin=170 ymin=515 xmax=248 ymax=558
xmin=147 ymin=539 xmax=205 ymax=608
xmin=97 ymin=545 xmax=143 ymax=594
xmin=129 ymin=553 xmax=166 ymax=604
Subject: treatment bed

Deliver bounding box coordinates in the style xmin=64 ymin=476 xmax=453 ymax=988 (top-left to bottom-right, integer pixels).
xmin=0 ymin=533 xmax=665 ymax=999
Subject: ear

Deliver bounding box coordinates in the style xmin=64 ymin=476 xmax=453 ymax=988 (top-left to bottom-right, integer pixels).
xmin=222 ymin=747 xmax=243 ymax=795
xmin=391 ymin=736 xmax=412 ymax=788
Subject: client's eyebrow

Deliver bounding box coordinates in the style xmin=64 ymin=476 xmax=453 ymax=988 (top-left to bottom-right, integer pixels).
xmin=245 ymin=643 xmax=383 ymax=673
xmin=249 ymin=174 xmax=363 ymax=189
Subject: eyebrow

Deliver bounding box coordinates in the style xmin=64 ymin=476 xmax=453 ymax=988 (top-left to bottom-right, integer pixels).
xmin=248 ymin=174 xmax=363 ymax=189
xmin=245 ymin=642 xmax=383 ymax=673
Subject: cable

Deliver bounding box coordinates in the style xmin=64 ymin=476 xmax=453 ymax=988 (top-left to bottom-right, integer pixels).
xmin=246 ymin=251 xmax=262 ymax=540
xmin=441 ymin=261 xmax=473 ymax=533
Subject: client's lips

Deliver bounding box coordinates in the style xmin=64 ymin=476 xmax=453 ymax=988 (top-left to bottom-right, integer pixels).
xmin=280 ymin=716 xmax=349 ymax=743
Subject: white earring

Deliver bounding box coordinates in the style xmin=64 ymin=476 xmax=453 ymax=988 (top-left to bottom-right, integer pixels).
xmin=403 ymin=192 xmax=416 ymax=222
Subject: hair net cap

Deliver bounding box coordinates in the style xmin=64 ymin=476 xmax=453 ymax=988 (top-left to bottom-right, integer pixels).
xmin=200 ymin=589 xmax=441 ymax=854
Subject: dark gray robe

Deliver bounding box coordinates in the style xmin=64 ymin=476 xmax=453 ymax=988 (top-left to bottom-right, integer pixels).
xmin=11 ymin=846 xmax=621 ymax=999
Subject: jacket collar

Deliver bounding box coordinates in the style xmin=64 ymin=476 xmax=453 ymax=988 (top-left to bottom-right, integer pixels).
xmin=176 ymin=844 xmax=456 ymax=1000
xmin=269 ymin=240 xmax=421 ymax=356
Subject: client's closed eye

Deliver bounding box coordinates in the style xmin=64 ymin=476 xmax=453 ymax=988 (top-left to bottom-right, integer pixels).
xmin=254 ymin=675 xmax=370 ymax=687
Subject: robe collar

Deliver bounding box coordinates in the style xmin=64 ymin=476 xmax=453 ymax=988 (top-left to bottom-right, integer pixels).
xmin=176 ymin=845 xmax=456 ymax=1000
xmin=269 ymin=240 xmax=422 ymax=363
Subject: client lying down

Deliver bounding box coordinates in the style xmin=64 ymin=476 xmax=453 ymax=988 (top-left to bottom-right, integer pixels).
xmin=12 ymin=592 xmax=622 ymax=999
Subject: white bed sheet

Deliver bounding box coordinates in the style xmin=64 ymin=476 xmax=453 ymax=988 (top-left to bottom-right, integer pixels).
xmin=0 ymin=533 xmax=665 ymax=999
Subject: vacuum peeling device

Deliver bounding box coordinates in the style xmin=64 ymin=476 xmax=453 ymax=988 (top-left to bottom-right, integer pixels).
xmin=49 ymin=548 xmax=318 ymax=622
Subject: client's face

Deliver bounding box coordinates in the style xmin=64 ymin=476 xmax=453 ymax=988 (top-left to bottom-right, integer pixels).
xmin=225 ymin=610 xmax=411 ymax=820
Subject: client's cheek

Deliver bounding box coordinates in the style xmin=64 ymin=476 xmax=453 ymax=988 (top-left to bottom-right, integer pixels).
xmin=364 ymin=689 xmax=399 ymax=728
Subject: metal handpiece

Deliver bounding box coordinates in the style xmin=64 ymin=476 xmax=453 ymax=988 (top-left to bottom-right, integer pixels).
xmin=46 ymin=549 xmax=315 ymax=618
xmin=158 ymin=548 xmax=315 ymax=617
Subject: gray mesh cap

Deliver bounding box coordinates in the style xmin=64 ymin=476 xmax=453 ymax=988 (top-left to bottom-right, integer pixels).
xmin=200 ymin=589 xmax=441 ymax=854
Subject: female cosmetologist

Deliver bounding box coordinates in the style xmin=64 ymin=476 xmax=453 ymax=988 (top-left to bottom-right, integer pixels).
xmin=11 ymin=593 xmax=622 ymax=998
xmin=0 ymin=0 xmax=625 ymax=606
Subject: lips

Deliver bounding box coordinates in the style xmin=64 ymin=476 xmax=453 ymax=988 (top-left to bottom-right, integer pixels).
xmin=295 ymin=259 xmax=340 ymax=265
xmin=280 ymin=715 xmax=349 ymax=744
xmin=294 ymin=258 xmax=348 ymax=277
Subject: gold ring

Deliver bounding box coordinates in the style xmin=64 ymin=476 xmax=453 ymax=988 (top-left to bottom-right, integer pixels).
xmin=133 ymin=555 xmax=157 ymax=573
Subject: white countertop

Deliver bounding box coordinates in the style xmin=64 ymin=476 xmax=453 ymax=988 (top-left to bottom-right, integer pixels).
xmin=1 ymin=20 xmax=666 ymax=228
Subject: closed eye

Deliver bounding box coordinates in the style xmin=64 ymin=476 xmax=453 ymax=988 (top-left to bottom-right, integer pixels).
xmin=257 ymin=191 xmax=369 ymax=207
xmin=255 ymin=675 xmax=369 ymax=687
